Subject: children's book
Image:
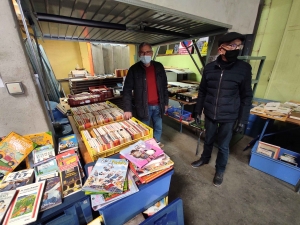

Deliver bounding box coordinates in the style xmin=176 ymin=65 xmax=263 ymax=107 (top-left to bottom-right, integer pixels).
xmin=0 ymin=169 xmax=35 ymax=192
xmin=34 ymin=158 xmax=59 ymax=177
xmin=91 ymin=171 xmax=139 ymax=211
xmin=58 ymin=134 xmax=78 ymax=153
xmin=120 ymin=140 xmax=164 ymax=168
xmin=131 ymin=166 xmax=173 ymax=185
xmin=0 ymin=132 xmax=37 ymax=176
xmin=143 ymin=198 xmax=167 ymax=216
xmin=37 ymin=172 xmax=62 ymax=211
xmin=3 ymin=181 xmax=45 ymax=225
xmin=131 ymin=153 xmax=174 ymax=177
xmin=56 ymin=151 xmax=85 ymax=178
xmin=82 ymin=158 xmax=128 ymax=194
xmin=33 ymin=147 xmax=55 ymax=165
xmin=60 ymin=165 xmax=82 ymax=198
xmin=0 ymin=190 xmax=17 ymax=224
xmin=23 ymin=132 xmax=54 ymax=146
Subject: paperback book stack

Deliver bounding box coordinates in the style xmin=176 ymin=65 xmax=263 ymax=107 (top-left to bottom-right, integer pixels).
xmin=120 ymin=139 xmax=174 ymax=184
xmin=82 ymin=119 xmax=150 ymax=154
xmin=82 ymin=158 xmax=139 ymax=211
xmin=71 ymin=102 xmax=124 ymax=130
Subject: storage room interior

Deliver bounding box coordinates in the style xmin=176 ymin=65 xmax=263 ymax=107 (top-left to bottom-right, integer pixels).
xmin=0 ymin=0 xmax=300 ymax=224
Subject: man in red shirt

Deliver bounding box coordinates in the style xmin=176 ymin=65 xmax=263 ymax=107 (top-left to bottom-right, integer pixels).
xmin=123 ymin=42 xmax=169 ymax=148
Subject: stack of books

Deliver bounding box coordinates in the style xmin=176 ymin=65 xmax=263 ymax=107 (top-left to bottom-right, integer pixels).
xmin=82 ymin=158 xmax=139 ymax=211
xmin=71 ymin=102 xmax=124 ymax=130
xmin=120 ymin=139 xmax=174 ymax=184
xmin=82 ymin=119 xmax=150 ymax=153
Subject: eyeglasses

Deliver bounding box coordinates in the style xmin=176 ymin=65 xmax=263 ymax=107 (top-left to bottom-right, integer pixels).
xmin=223 ymin=43 xmax=244 ymax=50
xmin=139 ymin=51 xmax=153 ymax=56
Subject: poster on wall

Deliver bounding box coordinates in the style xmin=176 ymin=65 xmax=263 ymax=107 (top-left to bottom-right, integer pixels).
xmin=196 ymin=37 xmax=209 ymax=56
xmin=178 ymin=40 xmax=194 ymax=54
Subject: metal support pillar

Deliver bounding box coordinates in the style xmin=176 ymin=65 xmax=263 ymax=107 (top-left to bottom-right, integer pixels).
xmin=182 ymin=41 xmax=202 ymax=75
xmin=192 ymin=40 xmax=205 ymax=68
xmin=153 ymin=46 xmax=160 ymax=61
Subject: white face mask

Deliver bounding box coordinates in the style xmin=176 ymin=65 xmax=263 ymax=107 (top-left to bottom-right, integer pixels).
xmin=140 ymin=55 xmax=152 ymax=64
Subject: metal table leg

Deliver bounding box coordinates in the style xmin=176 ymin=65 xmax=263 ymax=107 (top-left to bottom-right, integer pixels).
xmin=179 ymin=102 xmax=184 ymax=133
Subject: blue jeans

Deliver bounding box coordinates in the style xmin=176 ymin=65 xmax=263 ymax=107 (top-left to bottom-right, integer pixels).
xmin=140 ymin=105 xmax=162 ymax=142
xmin=201 ymin=117 xmax=235 ymax=173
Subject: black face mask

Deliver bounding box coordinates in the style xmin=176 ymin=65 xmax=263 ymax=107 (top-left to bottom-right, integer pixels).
xmin=223 ymin=49 xmax=240 ymax=62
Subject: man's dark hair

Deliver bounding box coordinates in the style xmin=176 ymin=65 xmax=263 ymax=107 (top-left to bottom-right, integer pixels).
xmin=139 ymin=42 xmax=152 ymax=51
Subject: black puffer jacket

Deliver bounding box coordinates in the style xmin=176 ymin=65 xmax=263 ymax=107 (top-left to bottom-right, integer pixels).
xmin=194 ymin=56 xmax=253 ymax=124
xmin=123 ymin=61 xmax=168 ymax=120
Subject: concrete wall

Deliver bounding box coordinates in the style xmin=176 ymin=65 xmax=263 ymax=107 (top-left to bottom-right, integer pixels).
xmin=0 ymin=0 xmax=50 ymax=136
xmin=139 ymin=0 xmax=260 ymax=34
xmin=264 ymin=0 xmax=300 ymax=102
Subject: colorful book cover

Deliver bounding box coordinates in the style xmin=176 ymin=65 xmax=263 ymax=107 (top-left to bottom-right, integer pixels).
xmin=82 ymin=158 xmax=128 ymax=194
xmin=37 ymin=173 xmax=62 ymax=211
xmin=0 ymin=132 xmax=37 ymax=176
xmin=3 ymin=181 xmax=45 ymax=225
xmin=0 ymin=190 xmax=17 ymax=224
xmin=131 ymin=166 xmax=173 ymax=184
xmin=56 ymin=152 xmax=85 ymax=178
xmin=91 ymin=171 xmax=139 ymax=211
xmin=143 ymin=198 xmax=167 ymax=216
xmin=131 ymin=153 xmax=174 ymax=177
xmin=0 ymin=169 xmax=35 ymax=192
xmin=34 ymin=158 xmax=59 ymax=177
xmin=23 ymin=132 xmax=53 ymax=146
xmin=33 ymin=148 xmax=55 ymax=164
xmin=56 ymin=150 xmax=76 ymax=167
xmin=60 ymin=165 xmax=82 ymax=198
xmin=120 ymin=140 xmax=164 ymax=168
xmin=58 ymin=134 xmax=78 ymax=153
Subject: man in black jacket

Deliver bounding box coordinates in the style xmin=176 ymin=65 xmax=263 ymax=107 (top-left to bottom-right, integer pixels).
xmin=123 ymin=42 xmax=168 ymax=148
xmin=191 ymin=32 xmax=253 ymax=186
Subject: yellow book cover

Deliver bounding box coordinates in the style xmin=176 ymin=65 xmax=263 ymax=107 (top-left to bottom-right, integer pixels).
xmin=0 ymin=132 xmax=37 ymax=176
xmin=23 ymin=131 xmax=54 ymax=146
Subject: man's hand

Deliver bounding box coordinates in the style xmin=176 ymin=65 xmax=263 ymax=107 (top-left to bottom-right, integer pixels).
xmin=165 ymin=105 xmax=169 ymax=113
xmin=124 ymin=112 xmax=132 ymax=120
xmin=193 ymin=112 xmax=201 ymax=125
xmin=234 ymin=122 xmax=245 ymax=134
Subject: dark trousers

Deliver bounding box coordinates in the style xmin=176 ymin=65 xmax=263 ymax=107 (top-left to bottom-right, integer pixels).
xmin=201 ymin=117 xmax=235 ymax=173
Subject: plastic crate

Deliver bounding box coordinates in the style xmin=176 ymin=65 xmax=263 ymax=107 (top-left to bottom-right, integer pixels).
xmin=89 ymin=85 xmax=114 ymax=99
xmin=73 ymin=101 xmax=124 ymax=131
xmin=68 ymin=93 xmax=105 ymax=107
xmin=167 ymin=107 xmax=192 ymax=121
xmin=249 ymin=141 xmax=300 ymax=185
xmin=81 ymin=117 xmax=153 ymax=160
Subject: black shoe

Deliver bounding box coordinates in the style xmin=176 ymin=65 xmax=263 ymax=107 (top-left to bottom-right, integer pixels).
xmin=191 ymin=159 xmax=209 ymax=168
xmin=213 ymin=172 xmax=224 ymax=186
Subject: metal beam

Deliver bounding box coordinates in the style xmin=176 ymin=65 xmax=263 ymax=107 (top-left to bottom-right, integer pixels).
xmin=182 ymin=41 xmax=202 ymax=75
xmin=192 ymin=39 xmax=205 ymax=68
xmin=205 ymin=36 xmax=215 ymax=64
xmin=143 ymin=26 xmax=191 ymax=38
xmin=36 ymin=13 xmax=127 ymax=31
xmin=153 ymin=46 xmax=160 ymax=61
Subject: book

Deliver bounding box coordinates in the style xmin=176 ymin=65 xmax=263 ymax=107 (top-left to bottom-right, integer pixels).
xmin=257 ymin=141 xmax=280 ymax=159
xmin=143 ymin=198 xmax=167 ymax=216
xmin=264 ymin=102 xmax=280 ymax=111
xmin=0 ymin=190 xmax=17 ymax=224
xmin=91 ymin=171 xmax=139 ymax=211
xmin=56 ymin=151 xmax=85 ymax=178
xmin=120 ymin=140 xmax=164 ymax=168
xmin=289 ymin=111 xmax=300 ymax=121
xmin=34 ymin=158 xmax=59 ymax=177
xmin=33 ymin=147 xmax=55 ymax=165
xmin=37 ymin=172 xmax=62 ymax=211
xmin=131 ymin=166 xmax=173 ymax=184
xmin=131 ymin=153 xmax=174 ymax=177
xmin=23 ymin=132 xmax=54 ymax=146
xmin=82 ymin=158 xmax=128 ymax=194
xmin=58 ymin=134 xmax=78 ymax=153
xmin=3 ymin=181 xmax=45 ymax=225
xmin=60 ymin=165 xmax=82 ymax=198
xmin=0 ymin=132 xmax=36 ymax=176
xmin=0 ymin=169 xmax=35 ymax=192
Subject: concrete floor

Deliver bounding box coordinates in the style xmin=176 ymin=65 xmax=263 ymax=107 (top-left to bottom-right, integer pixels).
xmin=161 ymin=117 xmax=300 ymax=225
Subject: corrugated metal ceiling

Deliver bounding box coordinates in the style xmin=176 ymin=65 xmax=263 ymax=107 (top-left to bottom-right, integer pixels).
xmin=21 ymin=0 xmax=231 ymax=45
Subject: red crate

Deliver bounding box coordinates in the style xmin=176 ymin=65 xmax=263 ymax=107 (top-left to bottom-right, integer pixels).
xmin=89 ymin=85 xmax=114 ymax=99
xmin=68 ymin=93 xmax=105 ymax=107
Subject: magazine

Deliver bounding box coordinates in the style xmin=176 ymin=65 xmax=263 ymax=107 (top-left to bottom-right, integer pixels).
xmin=23 ymin=131 xmax=54 ymax=146
xmin=3 ymin=181 xmax=45 ymax=225
xmin=82 ymin=158 xmax=128 ymax=194
xmin=0 ymin=190 xmax=17 ymax=224
xmin=120 ymin=140 xmax=164 ymax=168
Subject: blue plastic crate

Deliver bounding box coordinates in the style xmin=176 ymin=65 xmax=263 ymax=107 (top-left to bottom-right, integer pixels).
xmin=167 ymin=107 xmax=192 ymax=121
xmin=249 ymin=141 xmax=300 ymax=185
